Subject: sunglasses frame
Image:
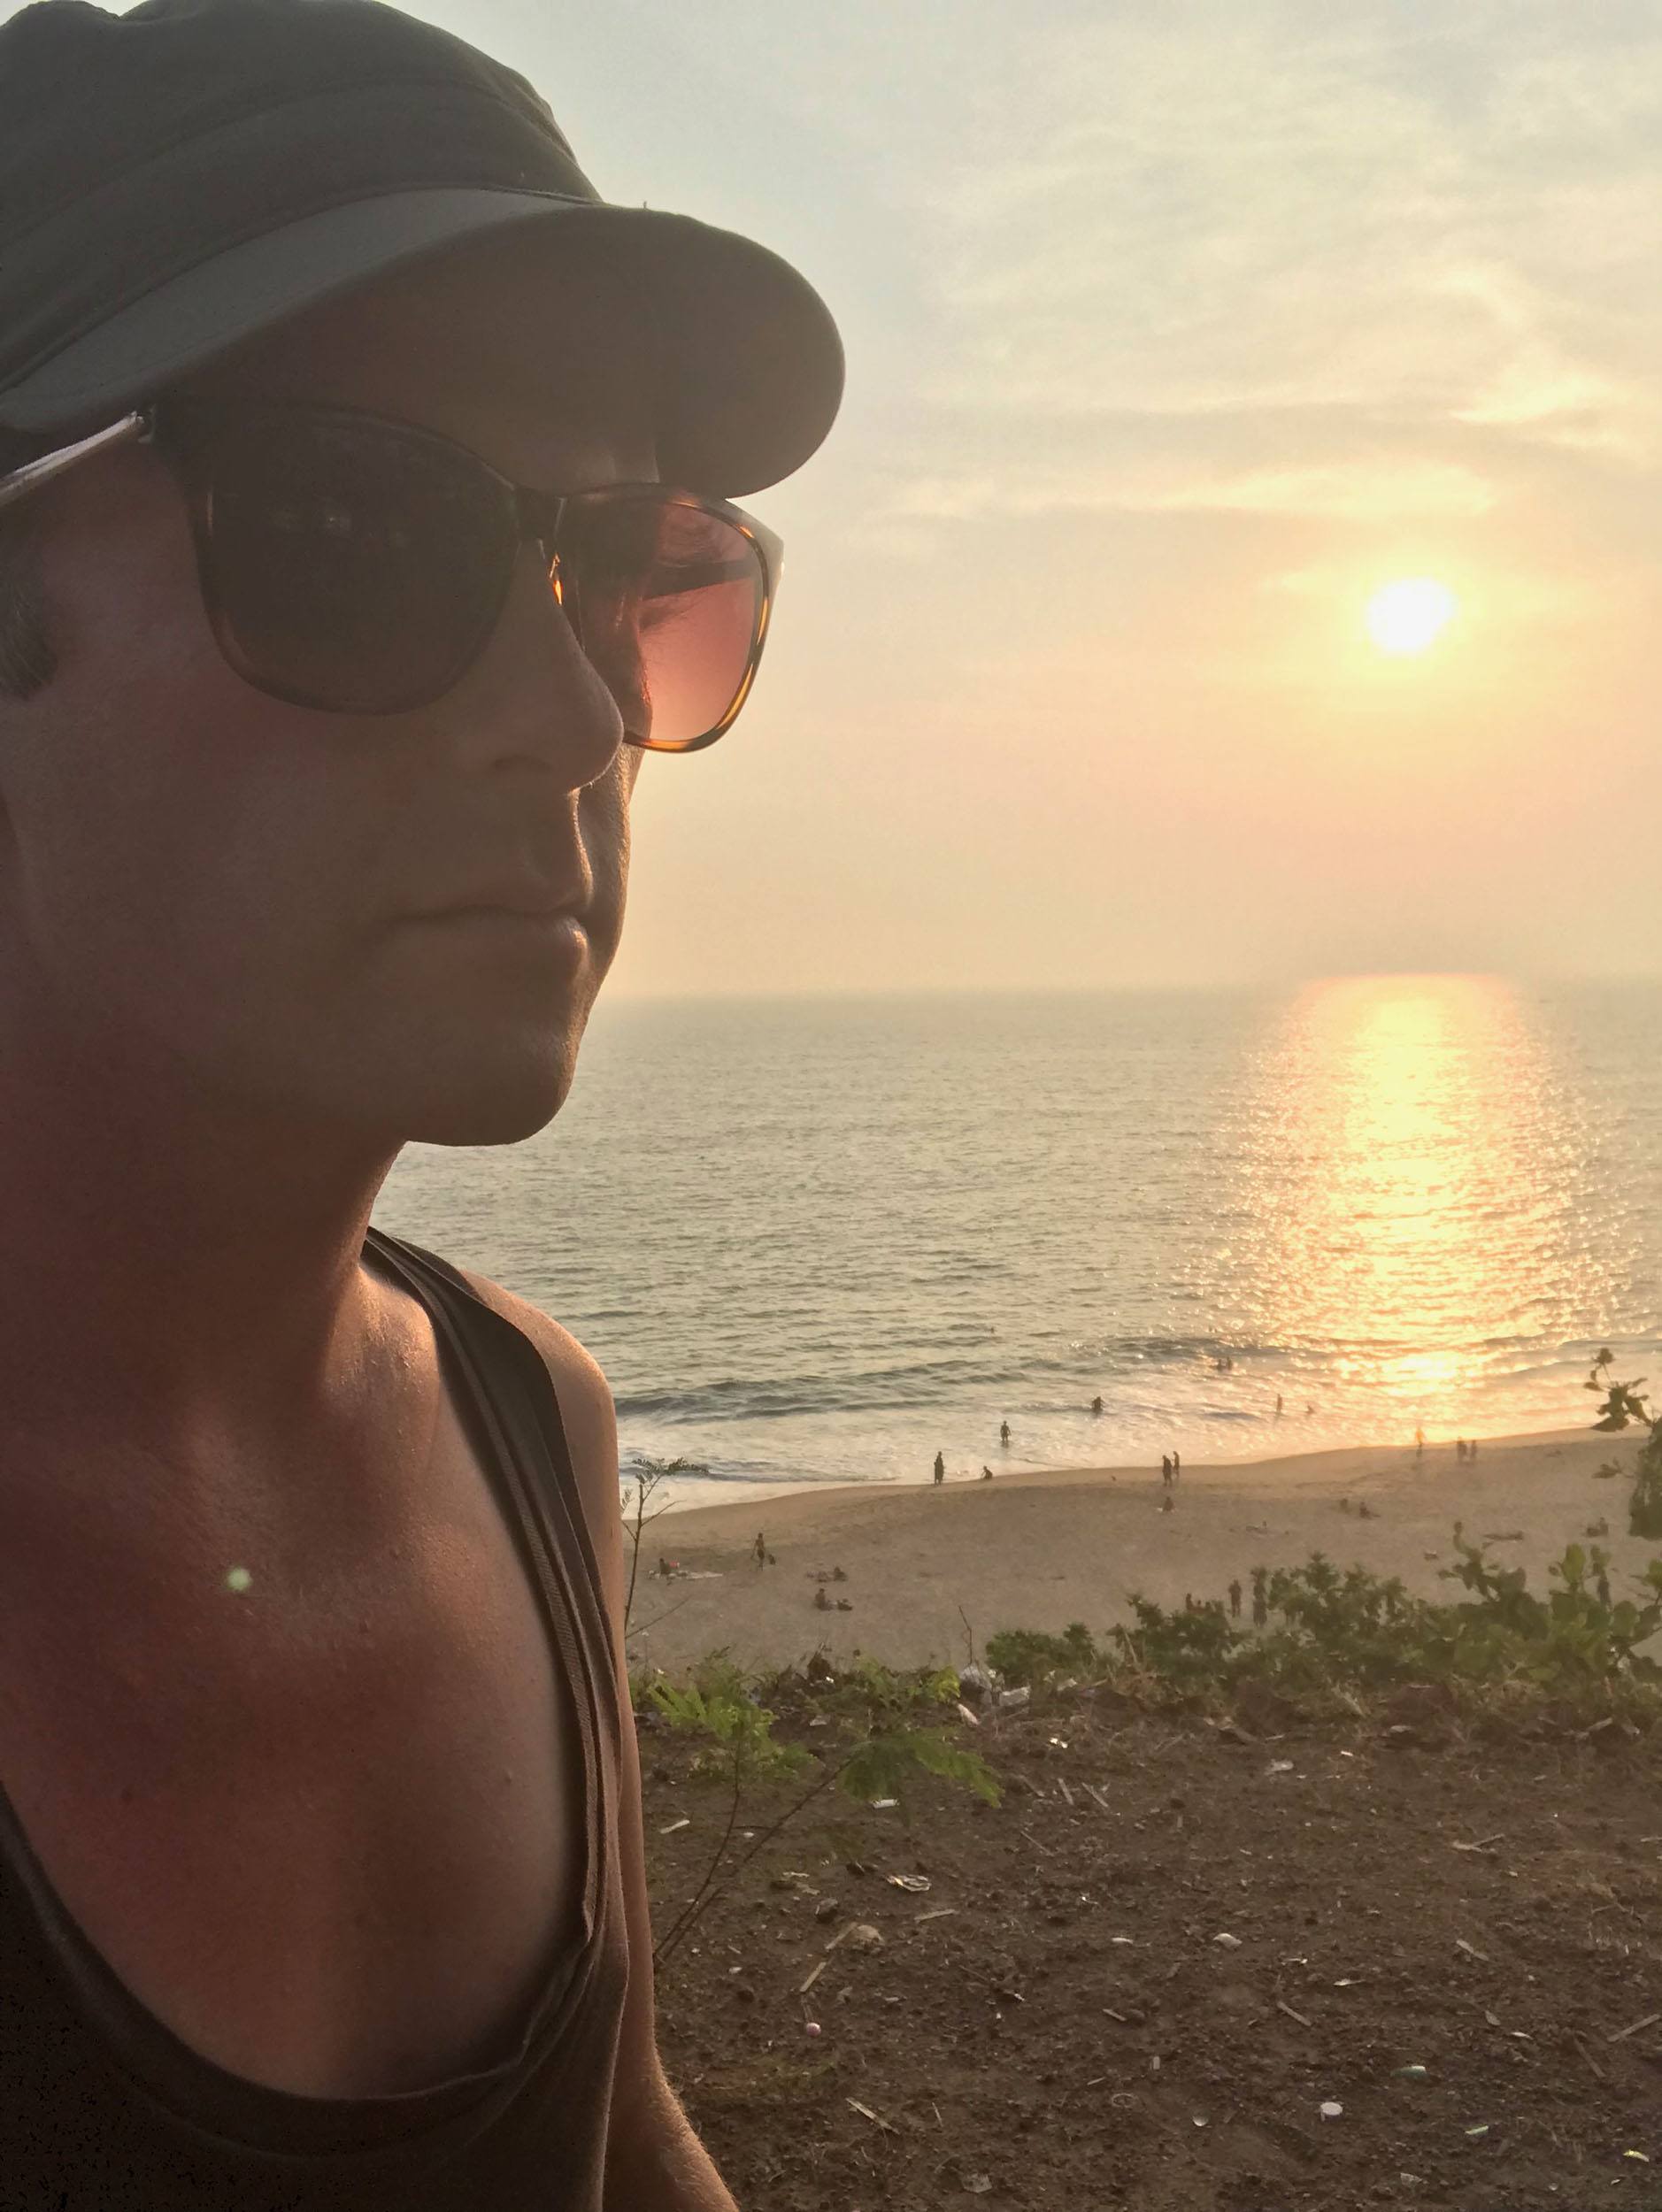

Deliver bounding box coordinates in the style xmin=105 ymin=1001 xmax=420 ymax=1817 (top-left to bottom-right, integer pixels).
xmin=0 ymin=398 xmax=784 ymax=752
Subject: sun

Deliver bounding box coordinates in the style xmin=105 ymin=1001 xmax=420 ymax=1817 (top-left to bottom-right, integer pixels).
xmin=1365 ymin=578 xmax=1458 ymax=657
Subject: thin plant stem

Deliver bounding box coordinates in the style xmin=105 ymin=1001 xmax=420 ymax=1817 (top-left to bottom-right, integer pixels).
xmin=655 ymin=1749 xmax=852 ymax=1969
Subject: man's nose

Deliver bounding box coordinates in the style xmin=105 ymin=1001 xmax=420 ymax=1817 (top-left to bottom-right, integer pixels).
xmin=440 ymin=542 xmax=626 ymax=789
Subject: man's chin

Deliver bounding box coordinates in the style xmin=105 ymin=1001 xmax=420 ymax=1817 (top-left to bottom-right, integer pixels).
xmin=404 ymin=1059 xmax=577 ymax=1148
xmin=368 ymin=1025 xmax=582 ymax=1148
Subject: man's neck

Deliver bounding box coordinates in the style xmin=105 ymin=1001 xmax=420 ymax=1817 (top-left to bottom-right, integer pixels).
xmin=0 ymin=1010 xmax=406 ymax=1475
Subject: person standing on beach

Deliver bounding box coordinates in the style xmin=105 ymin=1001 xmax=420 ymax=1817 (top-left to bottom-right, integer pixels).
xmin=1172 ymin=1448 xmax=1181 ymax=1480
xmin=999 ymin=1418 xmax=1011 ymax=1448
xmin=1161 ymin=1453 xmax=1173 ymax=1486
xmin=1091 ymin=1394 xmax=1104 ymax=1416
xmin=1251 ymin=1567 xmax=1269 ymax=1626
xmin=1228 ymin=1578 xmax=1243 ymax=1620
xmin=1274 ymin=1393 xmax=1283 ymax=1418
xmin=934 ymin=1450 xmax=946 ymax=1486
xmin=0 ymin=4 xmax=841 ymax=2200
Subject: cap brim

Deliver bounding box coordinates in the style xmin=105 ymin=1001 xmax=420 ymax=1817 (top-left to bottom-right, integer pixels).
xmin=0 ymin=188 xmax=843 ymax=497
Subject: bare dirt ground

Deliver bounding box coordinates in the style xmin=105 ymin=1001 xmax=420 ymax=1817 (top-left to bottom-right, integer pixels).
xmin=645 ymin=1695 xmax=1662 ymax=2212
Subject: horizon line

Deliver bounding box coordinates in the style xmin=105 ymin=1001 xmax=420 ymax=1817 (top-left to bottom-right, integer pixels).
xmin=598 ymin=969 xmax=1662 ymax=1010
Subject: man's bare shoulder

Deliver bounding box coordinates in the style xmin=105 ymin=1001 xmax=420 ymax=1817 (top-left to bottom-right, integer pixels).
xmin=454 ymin=1268 xmax=611 ymax=1420
xmin=448 ymin=1268 xmax=625 ymax=1591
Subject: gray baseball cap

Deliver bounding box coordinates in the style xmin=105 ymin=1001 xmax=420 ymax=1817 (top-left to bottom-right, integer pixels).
xmin=0 ymin=0 xmax=844 ymax=496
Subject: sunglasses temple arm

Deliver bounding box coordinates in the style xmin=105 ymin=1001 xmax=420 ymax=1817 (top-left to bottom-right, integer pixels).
xmin=0 ymin=410 xmax=149 ymax=514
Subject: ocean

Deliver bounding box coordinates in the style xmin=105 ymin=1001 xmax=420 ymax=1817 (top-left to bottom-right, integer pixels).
xmin=373 ymin=977 xmax=1662 ymax=1510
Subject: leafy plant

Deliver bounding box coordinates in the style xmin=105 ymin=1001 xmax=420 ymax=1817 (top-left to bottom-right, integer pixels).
xmin=985 ymin=1537 xmax=1662 ymax=1711
xmin=837 ymin=1728 xmax=1000 ymax=1808
xmin=834 ymin=1654 xmax=962 ymax=1719
xmin=644 ymin=1660 xmax=811 ymax=1788
xmin=1627 ymin=1438 xmax=1662 ymax=1539
xmin=1438 ymin=1535 xmax=1662 ymax=1686
xmin=1580 ymin=1357 xmax=1662 ymax=1538
xmin=1584 ymin=1349 xmax=1650 ymax=1432
xmin=984 ymin=1621 xmax=1102 ymax=1687
xmin=1112 ymin=1594 xmax=1236 ymax=1690
xmin=645 ymin=1653 xmax=998 ymax=1969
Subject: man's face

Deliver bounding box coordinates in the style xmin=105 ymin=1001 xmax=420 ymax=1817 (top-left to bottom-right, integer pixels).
xmin=0 ymin=232 xmax=656 ymax=1149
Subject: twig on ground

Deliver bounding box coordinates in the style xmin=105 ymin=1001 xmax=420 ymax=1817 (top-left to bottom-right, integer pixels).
xmin=846 ymin=2099 xmax=895 ymax=2133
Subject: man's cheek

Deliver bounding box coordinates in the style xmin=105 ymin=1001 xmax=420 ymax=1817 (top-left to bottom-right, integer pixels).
xmin=575 ymin=766 xmax=631 ymax=971
xmin=582 ymin=751 xmax=635 ymax=842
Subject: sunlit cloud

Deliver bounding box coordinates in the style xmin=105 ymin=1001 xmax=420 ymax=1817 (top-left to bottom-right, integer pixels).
xmin=899 ymin=7 xmax=1662 ymax=511
xmin=890 ymin=457 xmax=1497 ymax=524
xmin=1158 ymin=462 xmax=1497 ymax=520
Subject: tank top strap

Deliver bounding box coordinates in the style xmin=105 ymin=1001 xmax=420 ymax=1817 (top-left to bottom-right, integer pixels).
xmin=362 ymin=1226 xmax=625 ymax=1786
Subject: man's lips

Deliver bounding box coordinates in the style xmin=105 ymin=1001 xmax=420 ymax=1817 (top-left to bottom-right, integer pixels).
xmin=395 ymin=896 xmax=591 ymax=966
xmin=402 ymin=878 xmax=590 ymax=923
xmin=415 ymin=898 xmax=583 ymax=922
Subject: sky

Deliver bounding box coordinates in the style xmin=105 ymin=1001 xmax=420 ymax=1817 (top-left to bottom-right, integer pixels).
xmin=40 ymin=0 xmax=1662 ymax=995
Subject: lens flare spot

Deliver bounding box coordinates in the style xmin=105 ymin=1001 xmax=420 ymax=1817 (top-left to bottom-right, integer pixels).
xmin=225 ymin=1565 xmax=253 ymax=1594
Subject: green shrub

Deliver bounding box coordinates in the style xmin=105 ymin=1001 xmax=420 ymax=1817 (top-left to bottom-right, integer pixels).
xmin=643 ymin=1661 xmax=812 ymax=1789
xmin=984 ymin=1621 xmax=1103 ymax=1686
xmin=1580 ymin=1356 xmax=1662 ymax=1539
xmin=1629 ymin=1431 xmax=1662 ymax=1540
xmin=1436 ymin=1537 xmax=1662 ymax=1686
xmin=835 ymin=1654 xmax=962 ymax=1717
xmin=644 ymin=1650 xmax=1000 ymax=1970
xmin=1112 ymin=1594 xmax=1236 ymax=1691
xmin=838 ymin=1729 xmax=1001 ymax=1807
xmin=984 ymin=1538 xmax=1662 ymax=1712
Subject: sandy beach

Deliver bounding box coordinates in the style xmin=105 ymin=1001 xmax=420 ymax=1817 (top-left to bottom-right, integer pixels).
xmin=627 ymin=1425 xmax=1657 ymax=1671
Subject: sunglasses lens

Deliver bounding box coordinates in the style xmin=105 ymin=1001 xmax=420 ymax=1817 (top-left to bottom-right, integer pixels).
xmin=563 ymin=495 xmax=766 ymax=749
xmin=197 ymin=416 xmax=512 ymax=713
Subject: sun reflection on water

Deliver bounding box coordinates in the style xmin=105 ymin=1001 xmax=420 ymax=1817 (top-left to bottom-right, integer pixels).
xmin=1238 ymin=975 xmax=1602 ymax=1432
xmin=385 ymin=977 xmax=1662 ymax=1482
